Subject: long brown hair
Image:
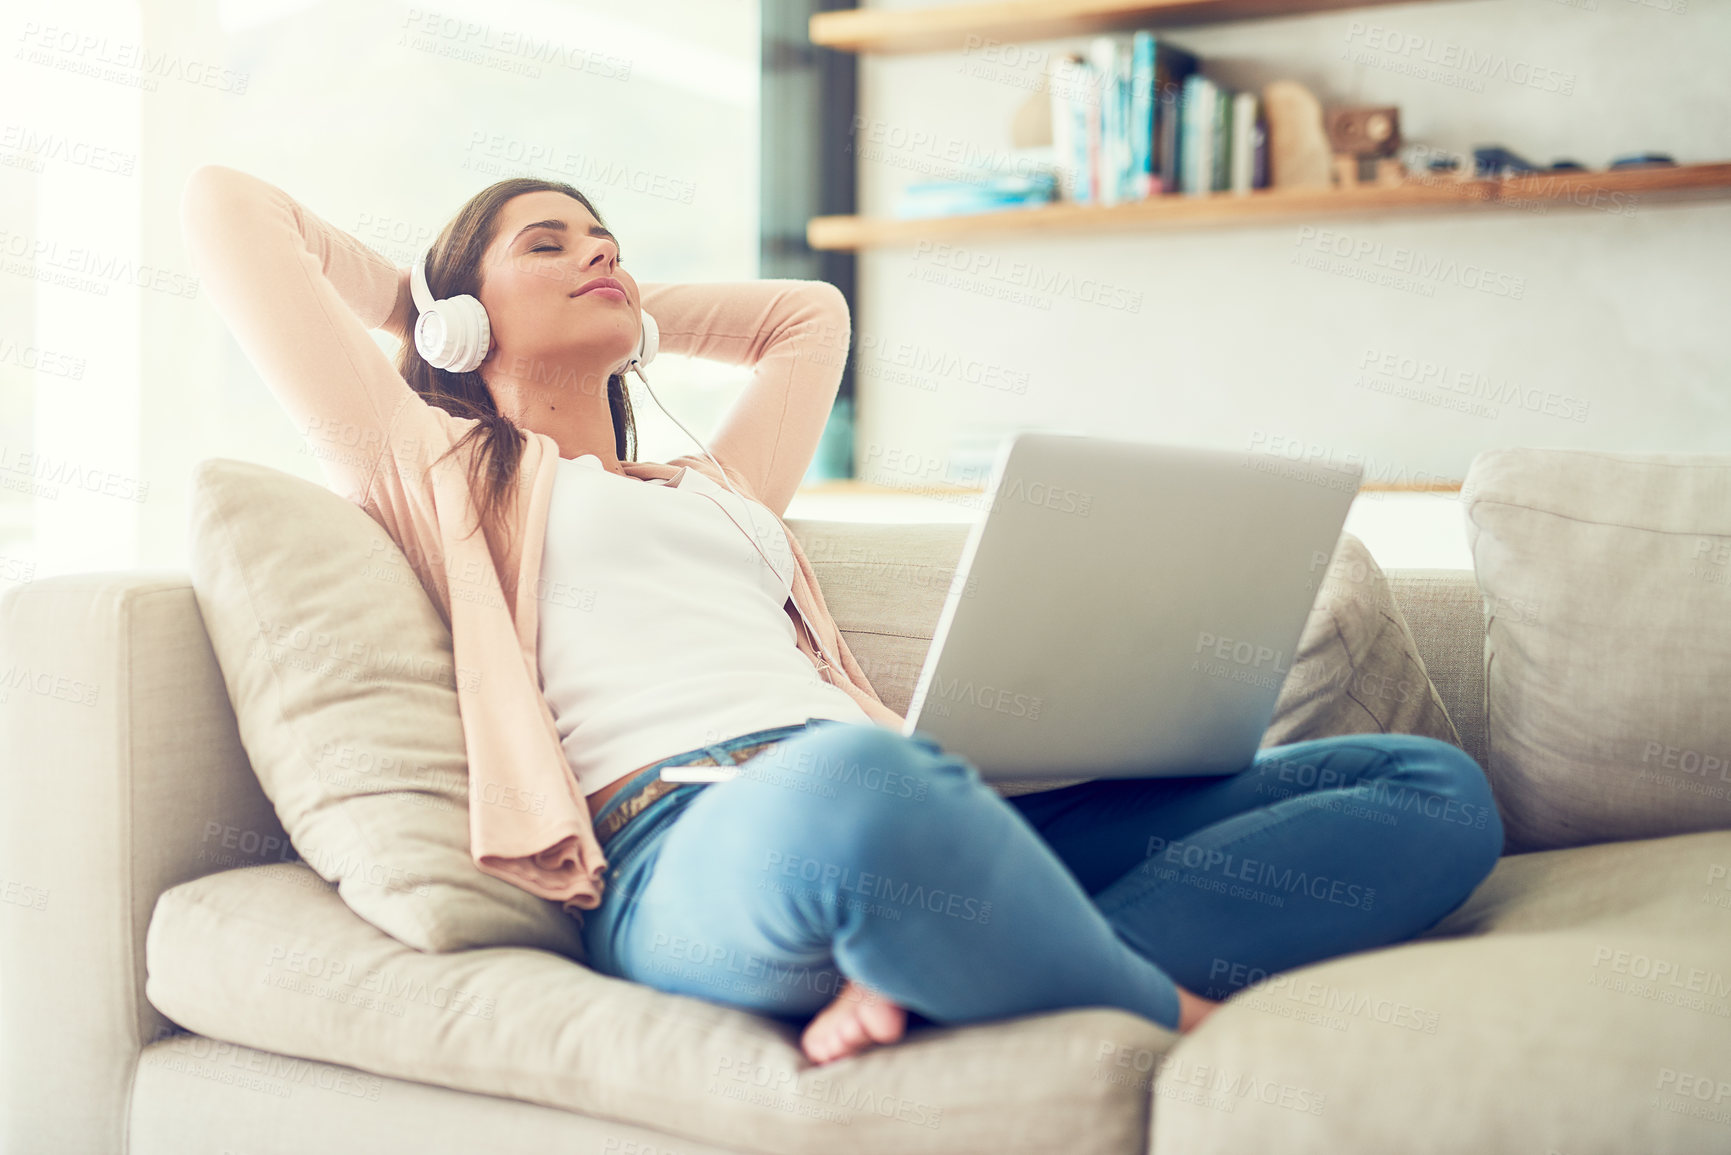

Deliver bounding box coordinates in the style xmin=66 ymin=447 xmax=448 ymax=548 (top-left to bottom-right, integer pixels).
xmin=397 ymin=178 xmax=636 ymax=548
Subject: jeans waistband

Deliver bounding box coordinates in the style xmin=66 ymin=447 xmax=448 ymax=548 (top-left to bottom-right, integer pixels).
xmin=591 ymin=719 xmax=837 ymax=847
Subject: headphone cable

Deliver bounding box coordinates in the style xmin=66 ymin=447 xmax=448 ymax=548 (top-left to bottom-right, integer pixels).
xmin=628 ymin=365 xmax=839 ymax=683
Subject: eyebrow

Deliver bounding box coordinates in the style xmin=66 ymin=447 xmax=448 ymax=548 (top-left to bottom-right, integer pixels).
xmin=510 ymin=218 xmax=616 ymax=247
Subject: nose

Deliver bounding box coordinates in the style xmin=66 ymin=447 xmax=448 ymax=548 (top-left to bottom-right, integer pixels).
xmin=582 ymin=237 xmax=617 ymax=273
xmin=561 ymin=239 xmax=616 ymax=292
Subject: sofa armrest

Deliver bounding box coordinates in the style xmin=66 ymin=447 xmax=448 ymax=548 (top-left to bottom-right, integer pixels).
xmin=0 ymin=572 xmax=288 ymax=1155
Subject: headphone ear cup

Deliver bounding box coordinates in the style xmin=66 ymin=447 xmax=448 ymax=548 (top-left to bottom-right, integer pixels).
xmin=635 ymin=309 xmax=659 ymax=371
xmin=414 ymin=293 xmax=491 ymax=374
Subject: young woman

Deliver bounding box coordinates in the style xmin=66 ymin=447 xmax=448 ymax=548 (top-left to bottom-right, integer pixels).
xmin=181 ymin=164 xmax=1504 ymax=1068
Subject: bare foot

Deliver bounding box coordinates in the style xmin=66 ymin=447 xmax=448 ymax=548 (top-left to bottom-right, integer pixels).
xmin=801 ymin=979 xmax=907 ymax=1065
xmin=1176 ymin=984 xmax=1222 ymax=1033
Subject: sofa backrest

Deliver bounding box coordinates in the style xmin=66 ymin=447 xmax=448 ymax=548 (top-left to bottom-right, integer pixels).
xmin=784 ymin=519 xmax=1489 ymax=770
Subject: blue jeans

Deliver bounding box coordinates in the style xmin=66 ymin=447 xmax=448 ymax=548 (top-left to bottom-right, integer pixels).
xmin=578 ymin=718 xmax=1503 ymax=1032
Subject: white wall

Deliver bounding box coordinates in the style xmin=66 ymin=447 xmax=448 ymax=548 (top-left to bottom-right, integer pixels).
xmin=2 ymin=0 xmax=146 ymax=581
xmin=849 ymin=0 xmax=1731 ymax=494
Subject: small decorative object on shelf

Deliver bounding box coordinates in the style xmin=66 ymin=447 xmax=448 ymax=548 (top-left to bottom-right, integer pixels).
xmin=1395 ymin=142 xmax=1465 ymax=184
xmin=1610 ymin=153 xmax=1677 ymax=169
xmin=1327 ymin=105 xmax=1403 ymax=188
xmin=1262 ymin=80 xmax=1332 ymax=189
xmin=1473 ymin=146 xmax=1543 ymax=178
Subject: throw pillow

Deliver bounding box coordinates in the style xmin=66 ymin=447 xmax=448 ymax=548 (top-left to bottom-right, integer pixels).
xmin=1258 ymin=529 xmax=1464 ymax=751
xmin=1462 ymin=448 xmax=1731 ymax=852
xmin=186 ymin=457 xmax=586 ymax=958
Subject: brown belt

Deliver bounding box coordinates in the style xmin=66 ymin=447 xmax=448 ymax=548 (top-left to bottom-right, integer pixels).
xmin=593 ymin=735 xmax=793 ymax=845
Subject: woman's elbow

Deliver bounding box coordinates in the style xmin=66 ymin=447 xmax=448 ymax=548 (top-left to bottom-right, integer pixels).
xmin=180 ymin=163 xmax=270 ymax=254
xmin=181 ymin=163 xmax=249 ymax=217
xmin=810 ymin=279 xmax=849 ymax=324
xmin=803 ymin=280 xmax=851 ymax=360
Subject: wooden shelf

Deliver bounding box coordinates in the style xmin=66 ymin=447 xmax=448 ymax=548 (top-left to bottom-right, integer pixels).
xmin=810 ymin=0 xmax=1453 ymax=54
xmin=807 ymin=163 xmax=1731 ymax=250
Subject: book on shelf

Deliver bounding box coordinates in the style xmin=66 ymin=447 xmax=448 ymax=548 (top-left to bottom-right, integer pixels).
xmin=1129 ymin=32 xmax=1155 ymax=198
xmin=1084 ymin=58 xmax=1101 ymax=203
xmin=894 ymin=172 xmax=1057 ymax=219
xmin=1230 ymin=91 xmax=1262 ymax=195
xmin=1048 ymin=31 xmax=1265 ymax=205
xmin=1050 ymin=52 xmax=1096 ymax=203
xmin=1050 ymin=54 xmax=1080 ymax=201
xmin=1210 ymin=77 xmax=1231 ymax=192
xmin=1180 ymin=74 xmax=1213 ymax=196
xmin=1152 ymin=41 xmax=1199 ymax=194
xmin=1088 ymin=37 xmax=1123 ymax=206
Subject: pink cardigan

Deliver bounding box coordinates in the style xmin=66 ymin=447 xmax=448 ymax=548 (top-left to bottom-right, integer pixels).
xmin=179 ymin=164 xmax=903 ymax=916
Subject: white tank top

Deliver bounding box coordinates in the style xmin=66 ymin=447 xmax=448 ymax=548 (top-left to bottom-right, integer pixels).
xmin=535 ymin=453 xmax=872 ymax=796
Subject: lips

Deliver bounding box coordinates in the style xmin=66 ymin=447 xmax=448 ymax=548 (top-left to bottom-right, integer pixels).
xmin=571 ymin=276 xmax=627 ymax=302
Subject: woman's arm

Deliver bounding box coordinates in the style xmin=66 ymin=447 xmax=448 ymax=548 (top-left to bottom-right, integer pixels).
xmin=637 ymin=279 xmax=851 ymax=518
xmin=179 ymin=163 xmax=426 ymax=508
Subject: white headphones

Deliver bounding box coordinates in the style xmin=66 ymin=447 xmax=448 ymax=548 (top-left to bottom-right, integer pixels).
xmin=409 ymin=245 xmax=659 ymax=378
xmin=407 ymin=245 xmax=839 ymax=683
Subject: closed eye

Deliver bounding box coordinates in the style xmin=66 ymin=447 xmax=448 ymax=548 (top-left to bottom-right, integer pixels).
xmin=532 ymin=242 xmax=623 ymax=263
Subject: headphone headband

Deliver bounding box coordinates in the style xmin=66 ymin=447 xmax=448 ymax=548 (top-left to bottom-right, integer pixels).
xmin=409 ymin=248 xmax=437 ymax=314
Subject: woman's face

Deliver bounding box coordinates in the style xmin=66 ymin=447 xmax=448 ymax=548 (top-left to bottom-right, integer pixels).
xmin=477 ymin=190 xmax=640 ymax=394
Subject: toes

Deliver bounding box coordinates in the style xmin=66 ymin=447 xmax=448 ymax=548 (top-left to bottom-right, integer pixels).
xmin=802 ymin=981 xmax=907 ymax=1065
xmin=863 ymin=1003 xmax=907 ymax=1045
xmin=801 ymin=1017 xmax=836 ymax=1063
xmin=804 ymin=1010 xmax=865 ymax=1064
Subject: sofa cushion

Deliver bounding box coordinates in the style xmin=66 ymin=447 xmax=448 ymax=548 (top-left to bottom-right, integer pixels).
xmin=1382 ymin=569 xmax=1488 ymax=769
xmin=132 ymin=1032 xmax=746 ymax=1155
xmin=1463 ymin=449 xmax=1731 ymax=851
xmin=1150 ymin=828 xmax=1731 ymax=1154
xmin=185 ymin=458 xmax=585 ymax=958
xmin=144 ymin=864 xmax=1172 ymax=1155
xmin=1256 ymin=531 xmax=1462 ymax=753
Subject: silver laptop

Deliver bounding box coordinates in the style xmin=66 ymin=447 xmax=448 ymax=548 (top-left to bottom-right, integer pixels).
xmin=899 ymin=431 xmax=1363 ymax=780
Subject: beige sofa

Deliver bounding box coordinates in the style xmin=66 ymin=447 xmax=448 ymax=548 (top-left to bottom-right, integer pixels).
xmin=3 ymin=448 xmax=1729 ymax=1154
